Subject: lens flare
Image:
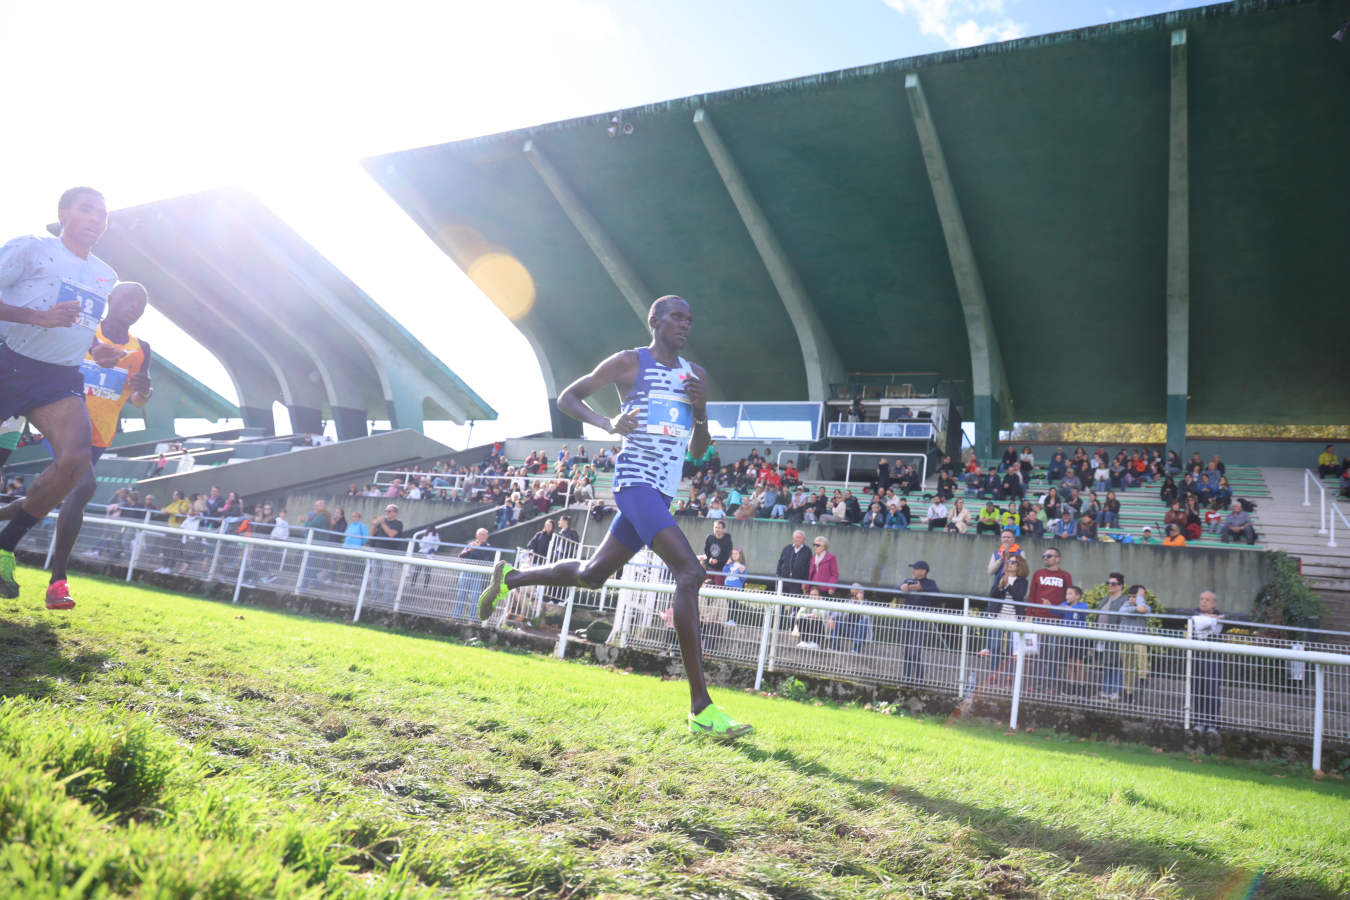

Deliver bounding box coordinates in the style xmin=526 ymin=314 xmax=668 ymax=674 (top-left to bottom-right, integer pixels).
xmin=467 ymin=251 xmax=536 ymax=321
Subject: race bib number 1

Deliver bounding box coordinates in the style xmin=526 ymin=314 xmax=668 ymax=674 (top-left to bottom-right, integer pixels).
xmin=646 ymin=391 xmax=693 ymax=438
xmin=80 ymin=361 xmax=128 ymax=400
xmin=58 ymin=280 xmax=107 ymax=332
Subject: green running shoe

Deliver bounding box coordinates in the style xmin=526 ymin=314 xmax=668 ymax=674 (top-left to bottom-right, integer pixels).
xmin=0 ymin=549 xmax=18 ymax=599
xmin=478 ymin=561 xmax=515 ymax=620
xmin=689 ymin=703 xmax=754 ymax=741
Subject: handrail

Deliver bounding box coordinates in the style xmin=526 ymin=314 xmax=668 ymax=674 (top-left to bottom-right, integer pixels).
xmin=1331 ymin=504 xmax=1348 ymax=550
xmin=1303 ymin=469 xmax=1328 ymax=536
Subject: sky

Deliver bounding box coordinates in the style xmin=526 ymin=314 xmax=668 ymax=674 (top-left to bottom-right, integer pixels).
xmin=0 ymin=0 xmax=1208 ymax=448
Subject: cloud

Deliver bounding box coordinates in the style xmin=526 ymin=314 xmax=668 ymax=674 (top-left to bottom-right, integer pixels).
xmin=884 ymin=0 xmax=1027 ymax=48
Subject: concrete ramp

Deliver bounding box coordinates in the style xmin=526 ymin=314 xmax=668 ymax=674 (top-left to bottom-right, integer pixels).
xmin=137 ymin=429 xmax=452 ymax=501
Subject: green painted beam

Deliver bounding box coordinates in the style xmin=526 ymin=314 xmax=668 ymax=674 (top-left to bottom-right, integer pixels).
xmin=1166 ymin=29 xmax=1190 ymax=460
xmin=692 ymin=108 xmax=844 ymax=402
xmin=905 ymin=72 xmax=1011 ymax=459
xmin=523 ymin=139 xmax=654 ymax=326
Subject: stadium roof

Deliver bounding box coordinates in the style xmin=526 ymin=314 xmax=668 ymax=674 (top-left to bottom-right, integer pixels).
xmin=365 ymin=0 xmax=1350 ymax=454
xmin=93 ymin=188 xmax=495 ymax=439
xmin=142 ymin=353 xmax=239 ymax=423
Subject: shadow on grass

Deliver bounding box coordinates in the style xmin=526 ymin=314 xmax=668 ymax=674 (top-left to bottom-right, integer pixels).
xmin=0 ymin=617 xmax=110 ymax=698
xmin=730 ymin=743 xmax=1341 ymax=900
xmin=939 ymin=719 xmax=1350 ymax=799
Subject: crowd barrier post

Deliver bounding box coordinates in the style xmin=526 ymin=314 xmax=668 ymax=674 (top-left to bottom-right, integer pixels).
xmin=124 ymin=514 xmax=145 ymax=584
xmin=392 ymin=539 xmax=415 ymax=613
xmin=754 ymin=593 xmax=776 ymax=690
xmin=1009 ymin=636 xmax=1028 ymax=730
xmin=206 ymin=526 xmax=224 ymax=581
xmin=1313 ymin=664 xmax=1325 ymax=772
xmin=556 ymin=587 xmax=577 ymax=659
xmin=354 ymin=558 xmax=372 ymax=623
xmin=612 ymin=581 xmax=629 ymax=648
xmin=1183 ymin=619 xmax=1194 ymax=730
xmin=232 ymin=544 xmax=250 ymax=604
xmin=44 ymin=526 xmax=58 ymax=570
xmin=957 ymin=596 xmax=970 ymax=696
xmin=295 ymin=530 xmax=314 ymax=589
xmin=767 ymin=580 xmax=784 ymax=674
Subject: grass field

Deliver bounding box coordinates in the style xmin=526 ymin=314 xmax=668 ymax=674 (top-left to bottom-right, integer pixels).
xmin=2 ymin=569 xmax=1348 ymax=899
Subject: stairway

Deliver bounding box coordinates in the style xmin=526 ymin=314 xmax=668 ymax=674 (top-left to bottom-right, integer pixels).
xmin=1257 ymin=467 xmax=1350 ymax=631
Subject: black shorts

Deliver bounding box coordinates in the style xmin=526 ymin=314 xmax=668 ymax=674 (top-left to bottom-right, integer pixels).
xmin=0 ymin=344 xmax=83 ymax=421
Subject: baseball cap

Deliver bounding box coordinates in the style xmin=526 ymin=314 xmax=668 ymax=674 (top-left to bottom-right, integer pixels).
xmin=1142 ymin=526 xmax=1153 ymax=532
xmin=909 ymin=560 xmax=930 ymax=570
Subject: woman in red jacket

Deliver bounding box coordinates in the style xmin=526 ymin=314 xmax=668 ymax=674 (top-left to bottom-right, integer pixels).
xmin=808 ymin=535 xmax=838 ymax=596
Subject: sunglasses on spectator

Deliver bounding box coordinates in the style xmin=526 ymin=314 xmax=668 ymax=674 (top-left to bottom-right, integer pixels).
xmin=1107 ymin=580 xmax=1121 ymax=585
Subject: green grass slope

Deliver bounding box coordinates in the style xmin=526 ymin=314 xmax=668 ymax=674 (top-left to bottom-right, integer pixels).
xmin=1 ymin=569 xmax=1347 ymax=899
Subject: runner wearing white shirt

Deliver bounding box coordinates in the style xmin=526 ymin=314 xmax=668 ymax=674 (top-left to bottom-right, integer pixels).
xmin=0 ymin=188 xmax=125 ymax=605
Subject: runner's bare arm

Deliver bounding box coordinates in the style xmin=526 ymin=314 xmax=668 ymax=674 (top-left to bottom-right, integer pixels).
xmin=685 ymin=362 xmax=711 ymax=459
xmin=0 ymin=300 xmax=80 ymax=327
xmin=129 ymin=340 xmax=153 ymax=406
xmin=557 ymin=350 xmax=639 ymax=435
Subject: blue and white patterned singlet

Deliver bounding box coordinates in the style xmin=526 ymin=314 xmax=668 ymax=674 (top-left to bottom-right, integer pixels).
xmin=613 ymin=347 xmax=694 ymax=499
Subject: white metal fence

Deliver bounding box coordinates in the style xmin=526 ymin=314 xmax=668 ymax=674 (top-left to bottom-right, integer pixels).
xmin=16 ymin=511 xmax=1350 ymax=770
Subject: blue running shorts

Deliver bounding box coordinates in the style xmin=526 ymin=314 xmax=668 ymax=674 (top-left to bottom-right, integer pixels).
xmin=609 ymin=484 xmax=678 ymax=552
xmin=0 ymin=344 xmax=83 ymax=421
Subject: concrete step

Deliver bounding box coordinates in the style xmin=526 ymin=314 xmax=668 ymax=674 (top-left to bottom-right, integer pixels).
xmin=1314 ymin=590 xmax=1350 ymax=636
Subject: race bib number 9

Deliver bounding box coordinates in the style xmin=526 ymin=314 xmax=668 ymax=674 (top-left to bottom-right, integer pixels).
xmin=59 ymin=280 xmax=107 ymax=332
xmin=646 ymin=391 xmax=693 ymax=439
xmin=80 ymin=360 xmax=128 ymax=401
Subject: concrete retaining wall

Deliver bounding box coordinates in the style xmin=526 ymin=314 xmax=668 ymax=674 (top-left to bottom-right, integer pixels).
xmin=473 ymin=507 xmax=1275 ymax=615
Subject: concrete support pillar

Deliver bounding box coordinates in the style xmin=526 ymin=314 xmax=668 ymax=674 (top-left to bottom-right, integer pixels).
xmin=386 ymin=392 xmax=422 ymax=432
xmin=288 ymin=405 xmax=323 ymax=436
xmin=549 ymin=399 xmax=583 ymax=439
xmin=331 ymin=406 xmax=369 ymax=441
xmin=692 ymin=109 xmax=845 ymax=402
xmin=240 ymin=406 xmax=275 ymax=435
xmin=1166 ymin=30 xmax=1190 ymax=460
xmin=905 ymin=73 xmax=1012 ymax=463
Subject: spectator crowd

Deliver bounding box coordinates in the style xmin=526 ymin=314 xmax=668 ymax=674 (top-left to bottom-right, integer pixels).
xmin=668 ymin=443 xmax=1260 ymax=549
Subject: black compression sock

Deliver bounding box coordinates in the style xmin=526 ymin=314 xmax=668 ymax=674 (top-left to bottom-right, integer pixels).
xmin=0 ymin=509 xmax=40 ymax=553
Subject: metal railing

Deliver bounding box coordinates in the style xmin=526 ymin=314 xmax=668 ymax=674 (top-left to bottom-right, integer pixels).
xmin=1303 ymin=468 xmax=1330 ymax=540
xmin=775 ymin=449 xmax=929 ymax=493
xmin=826 ymin=421 xmax=935 ymax=441
xmin=16 ymin=512 xmax=1349 ymax=770
xmin=608 ymin=576 xmax=1349 ymax=771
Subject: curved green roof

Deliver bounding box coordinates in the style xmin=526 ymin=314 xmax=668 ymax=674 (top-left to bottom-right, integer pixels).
xmin=366 ymin=0 xmax=1349 ymax=426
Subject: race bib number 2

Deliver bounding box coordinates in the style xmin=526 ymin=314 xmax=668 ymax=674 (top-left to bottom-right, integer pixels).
xmin=646 ymin=391 xmax=693 ymax=438
xmin=59 ymin=280 xmax=107 ymax=332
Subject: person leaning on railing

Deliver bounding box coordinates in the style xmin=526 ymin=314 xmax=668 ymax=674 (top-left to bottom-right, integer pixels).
xmin=1185 ymin=590 xmax=1225 ymax=736
xmin=1094 ymin=575 xmax=1147 ymax=701
xmin=976 ymin=554 xmax=1028 ymax=685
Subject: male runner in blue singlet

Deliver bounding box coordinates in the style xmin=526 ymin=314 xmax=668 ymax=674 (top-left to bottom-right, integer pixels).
xmin=478 ymin=295 xmax=752 ymax=740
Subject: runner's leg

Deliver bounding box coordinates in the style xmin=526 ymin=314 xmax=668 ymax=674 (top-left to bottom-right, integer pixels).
xmin=505 ymin=530 xmax=635 ymax=591
xmin=648 ymin=524 xmax=714 ymax=715
xmin=50 ymin=464 xmax=98 ymax=584
xmin=0 ymin=397 xmax=91 ymax=551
